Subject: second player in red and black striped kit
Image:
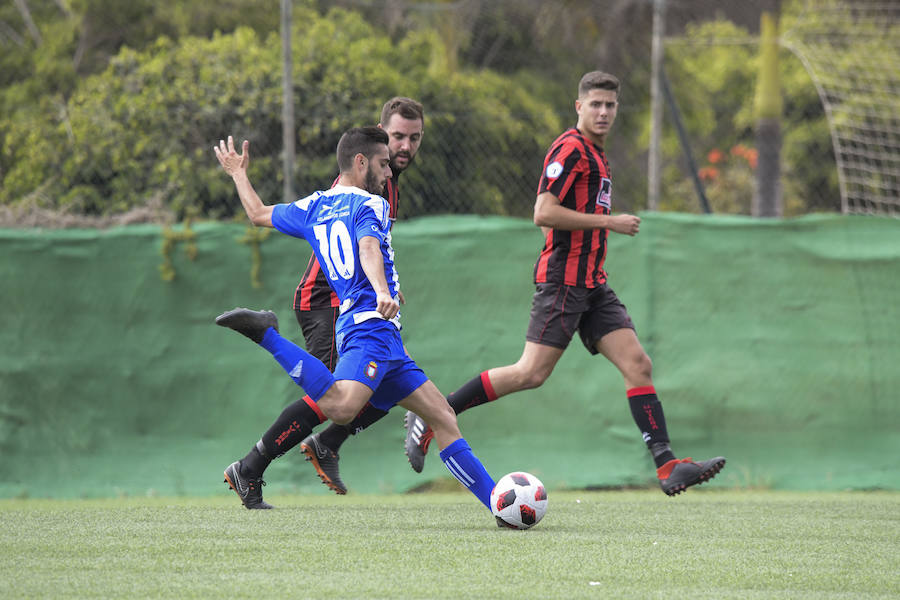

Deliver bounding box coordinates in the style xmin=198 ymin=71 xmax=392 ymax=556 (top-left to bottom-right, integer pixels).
xmin=402 ymin=71 xmax=726 ymax=496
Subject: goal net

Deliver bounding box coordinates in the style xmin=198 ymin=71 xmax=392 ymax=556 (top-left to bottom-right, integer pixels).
xmin=782 ymin=0 xmax=900 ymax=216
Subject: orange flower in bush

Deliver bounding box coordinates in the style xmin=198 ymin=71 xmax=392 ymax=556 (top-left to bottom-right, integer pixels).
xmin=698 ymin=166 xmax=719 ymax=181
xmin=744 ymin=148 xmax=758 ymax=169
xmin=730 ymin=144 xmax=749 ymax=158
xmin=707 ymin=148 xmax=724 ymax=164
xmin=728 ymin=144 xmax=758 ymax=169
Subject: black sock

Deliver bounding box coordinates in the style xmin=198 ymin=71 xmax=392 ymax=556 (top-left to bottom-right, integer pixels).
xmin=242 ymin=396 xmax=324 ymax=476
xmin=316 ymin=423 xmax=351 ymax=452
xmin=447 ymin=371 xmax=498 ymax=415
xmin=317 ymin=404 xmax=390 ymax=451
xmin=627 ymin=386 xmax=676 ymax=468
xmin=241 ymin=443 xmax=271 ymax=478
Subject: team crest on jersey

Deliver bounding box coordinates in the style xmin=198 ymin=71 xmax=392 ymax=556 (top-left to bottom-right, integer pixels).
xmin=545 ymin=161 xmax=564 ymax=180
xmin=596 ymin=177 xmax=612 ymax=208
xmin=365 ymin=361 xmax=378 ymax=379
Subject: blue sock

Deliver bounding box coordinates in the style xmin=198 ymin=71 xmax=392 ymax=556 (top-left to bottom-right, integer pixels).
xmin=259 ymin=328 xmax=334 ymax=400
xmin=439 ymin=438 xmax=496 ymax=510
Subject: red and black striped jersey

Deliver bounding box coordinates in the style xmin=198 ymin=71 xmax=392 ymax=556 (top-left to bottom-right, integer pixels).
xmin=533 ymin=128 xmax=612 ymax=289
xmin=293 ymin=175 xmax=399 ymax=310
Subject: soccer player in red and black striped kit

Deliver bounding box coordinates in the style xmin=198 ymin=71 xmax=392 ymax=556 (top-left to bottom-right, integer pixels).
xmin=403 ymin=71 xmax=725 ymax=495
xmin=224 ymin=98 xmax=424 ymax=506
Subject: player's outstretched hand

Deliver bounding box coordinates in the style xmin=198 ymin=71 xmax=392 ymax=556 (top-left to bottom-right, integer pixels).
xmin=214 ymin=136 xmax=249 ymax=178
xmin=608 ymin=214 xmax=641 ymax=236
xmin=375 ymin=291 xmax=400 ymax=320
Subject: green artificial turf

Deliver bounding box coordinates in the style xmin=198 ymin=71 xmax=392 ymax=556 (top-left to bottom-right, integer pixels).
xmin=1 ymin=490 xmax=898 ymax=599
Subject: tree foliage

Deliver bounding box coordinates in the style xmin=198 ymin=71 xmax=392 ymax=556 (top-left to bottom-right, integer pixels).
xmin=1 ymin=3 xmax=561 ymax=218
xmin=0 ymin=1 xmax=883 ymax=220
xmin=0 ymin=0 xmax=281 ymax=214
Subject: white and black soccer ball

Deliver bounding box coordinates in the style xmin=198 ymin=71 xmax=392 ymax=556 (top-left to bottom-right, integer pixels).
xmin=490 ymin=472 xmax=548 ymax=530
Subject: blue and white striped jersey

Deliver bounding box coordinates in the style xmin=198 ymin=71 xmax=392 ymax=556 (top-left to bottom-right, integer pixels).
xmin=272 ymin=185 xmax=402 ymax=340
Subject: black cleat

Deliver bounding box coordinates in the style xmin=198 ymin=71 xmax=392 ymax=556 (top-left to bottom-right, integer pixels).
xmin=403 ymin=410 xmax=434 ymax=473
xmin=658 ymin=456 xmax=726 ymax=496
xmin=215 ymin=308 xmax=278 ymax=343
xmin=223 ymin=460 xmax=273 ymax=509
xmin=299 ymin=433 xmax=347 ymax=495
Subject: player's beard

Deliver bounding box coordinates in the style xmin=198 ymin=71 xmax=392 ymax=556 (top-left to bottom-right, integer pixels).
xmin=390 ymin=152 xmax=413 ymax=175
xmin=364 ymin=167 xmax=384 ymax=195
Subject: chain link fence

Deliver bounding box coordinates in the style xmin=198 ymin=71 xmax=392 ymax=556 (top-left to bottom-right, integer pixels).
xmin=2 ymin=0 xmax=894 ymax=225
xmin=287 ymin=0 xmax=863 ymax=220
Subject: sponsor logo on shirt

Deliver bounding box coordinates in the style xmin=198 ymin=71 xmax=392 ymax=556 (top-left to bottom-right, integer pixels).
xmin=596 ymin=177 xmax=612 ymax=208
xmin=545 ymin=161 xmax=564 ymax=180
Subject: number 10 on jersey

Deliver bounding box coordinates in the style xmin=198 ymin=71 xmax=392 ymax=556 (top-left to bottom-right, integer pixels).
xmin=313 ymin=222 xmax=355 ymax=281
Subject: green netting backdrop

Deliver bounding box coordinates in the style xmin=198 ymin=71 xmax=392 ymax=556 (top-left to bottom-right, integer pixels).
xmin=1 ymin=213 xmax=898 ymax=499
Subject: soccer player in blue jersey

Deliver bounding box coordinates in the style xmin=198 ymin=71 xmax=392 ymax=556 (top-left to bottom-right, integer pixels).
xmin=213 ymin=128 xmax=496 ymax=512
xmin=296 ymin=98 xmax=424 ymax=495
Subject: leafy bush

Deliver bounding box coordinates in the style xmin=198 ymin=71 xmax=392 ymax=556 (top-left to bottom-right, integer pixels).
xmin=1 ymin=5 xmax=561 ymax=219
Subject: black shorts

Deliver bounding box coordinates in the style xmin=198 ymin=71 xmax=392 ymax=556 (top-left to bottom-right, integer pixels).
xmin=525 ymin=282 xmax=634 ymax=354
xmin=295 ymin=307 xmax=339 ymax=372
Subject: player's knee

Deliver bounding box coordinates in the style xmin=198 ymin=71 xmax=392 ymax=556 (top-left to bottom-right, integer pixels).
xmin=325 ymin=403 xmax=356 ymax=425
xmin=629 ymin=352 xmax=652 ymax=381
xmin=515 ymin=368 xmax=550 ymax=391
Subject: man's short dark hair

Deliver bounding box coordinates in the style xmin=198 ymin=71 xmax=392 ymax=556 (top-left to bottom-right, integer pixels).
xmin=578 ymin=71 xmax=620 ymax=98
xmin=336 ymin=126 xmax=389 ymax=172
xmin=380 ymin=97 xmax=425 ymax=126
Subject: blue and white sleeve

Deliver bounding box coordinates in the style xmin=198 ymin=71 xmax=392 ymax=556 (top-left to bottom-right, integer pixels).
xmin=271 ymin=203 xmax=306 ymax=239
xmin=272 ymin=192 xmax=320 ymax=239
xmin=355 ymin=198 xmax=390 ymax=243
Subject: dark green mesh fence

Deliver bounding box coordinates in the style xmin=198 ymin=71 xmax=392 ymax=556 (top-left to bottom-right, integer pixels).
xmin=1 ymin=214 xmax=897 ymax=499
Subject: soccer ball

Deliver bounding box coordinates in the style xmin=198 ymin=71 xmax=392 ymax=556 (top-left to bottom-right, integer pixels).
xmin=490 ymin=472 xmax=548 ymax=530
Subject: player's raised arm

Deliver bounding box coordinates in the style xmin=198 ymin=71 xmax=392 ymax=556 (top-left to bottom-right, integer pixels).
xmin=359 ymin=235 xmax=399 ymax=320
xmin=533 ymin=191 xmax=640 ymax=236
xmin=214 ymin=135 xmax=275 ymax=228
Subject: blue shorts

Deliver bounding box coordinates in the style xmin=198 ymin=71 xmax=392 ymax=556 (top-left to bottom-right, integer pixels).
xmin=332 ymin=329 xmax=428 ymax=411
